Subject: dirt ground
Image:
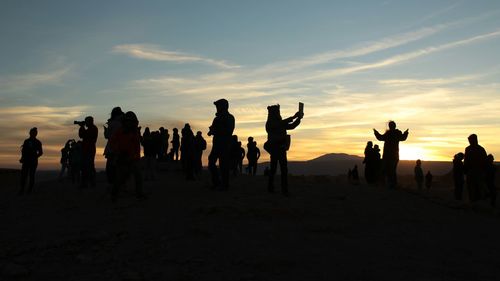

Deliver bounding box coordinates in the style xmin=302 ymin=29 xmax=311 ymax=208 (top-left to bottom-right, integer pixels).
xmin=1 ymin=166 xmax=500 ymax=281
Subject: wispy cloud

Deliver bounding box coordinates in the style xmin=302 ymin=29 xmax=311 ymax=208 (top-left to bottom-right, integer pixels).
xmin=378 ymin=75 xmax=480 ymax=87
xmin=255 ymin=24 xmax=450 ymax=75
xmin=0 ymin=67 xmax=70 ymax=92
xmin=112 ymin=44 xmax=240 ymax=69
xmin=298 ymin=29 xmax=500 ymax=82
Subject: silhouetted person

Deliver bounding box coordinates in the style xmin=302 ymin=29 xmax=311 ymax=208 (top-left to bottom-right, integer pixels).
xmin=414 ymin=159 xmax=424 ymax=190
xmin=110 ymin=111 xmax=144 ymax=201
xmin=208 ymin=99 xmax=235 ymax=190
xmin=246 ymin=137 xmax=261 ymax=176
xmin=351 ymin=165 xmax=359 ymax=184
xmin=374 ymin=121 xmax=409 ymax=189
xmin=181 ymin=123 xmax=195 ymax=180
xmin=104 ymin=107 xmax=124 ymax=184
xmin=159 ymin=127 xmax=169 ymax=160
xmin=194 ymin=131 xmax=207 ymax=176
xmin=453 ymin=152 xmax=465 ymax=200
xmin=141 ymin=127 xmax=156 ymax=181
xmin=265 ymin=104 xmax=303 ymax=196
xmin=425 ymin=171 xmax=432 ymax=190
xmin=79 ymin=116 xmax=98 ymax=188
xmin=171 ymin=128 xmax=180 ymax=161
xmin=58 ymin=139 xmax=72 ymax=181
xmin=464 ymin=134 xmax=487 ymax=202
xmin=19 ymin=127 xmax=43 ymax=194
xmin=485 ymin=154 xmax=496 ymax=207
xmin=363 ymin=141 xmax=379 ymax=184
xmin=152 ymin=130 xmax=162 ymax=161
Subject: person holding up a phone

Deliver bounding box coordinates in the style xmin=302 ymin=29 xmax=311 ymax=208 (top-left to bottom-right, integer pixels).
xmin=264 ymin=103 xmax=304 ymax=196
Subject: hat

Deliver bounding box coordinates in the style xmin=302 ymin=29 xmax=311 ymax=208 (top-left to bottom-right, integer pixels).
xmin=214 ymin=99 xmax=229 ymax=109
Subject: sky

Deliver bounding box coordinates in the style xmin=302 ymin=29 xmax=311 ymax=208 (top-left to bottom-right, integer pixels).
xmin=1 ymin=0 xmax=500 ymax=169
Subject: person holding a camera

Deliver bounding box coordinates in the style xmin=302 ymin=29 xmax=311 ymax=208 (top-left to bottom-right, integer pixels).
xmin=77 ymin=116 xmax=98 ymax=188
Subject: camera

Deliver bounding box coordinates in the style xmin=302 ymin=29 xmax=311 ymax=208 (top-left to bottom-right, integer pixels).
xmin=74 ymin=121 xmax=85 ymax=126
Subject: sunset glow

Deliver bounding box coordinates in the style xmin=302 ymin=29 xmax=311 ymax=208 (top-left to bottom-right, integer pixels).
xmin=1 ymin=1 xmax=500 ymax=169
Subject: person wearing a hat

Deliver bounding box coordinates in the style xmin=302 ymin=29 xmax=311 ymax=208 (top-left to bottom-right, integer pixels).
xmin=19 ymin=127 xmax=43 ymax=194
xmin=207 ymin=99 xmax=235 ymax=190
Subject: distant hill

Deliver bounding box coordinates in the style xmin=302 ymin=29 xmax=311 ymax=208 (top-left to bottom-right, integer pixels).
xmin=260 ymin=153 xmax=452 ymax=176
xmin=309 ymin=153 xmax=363 ymax=162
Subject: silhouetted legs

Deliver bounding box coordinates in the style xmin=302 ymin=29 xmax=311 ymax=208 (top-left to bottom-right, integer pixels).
xmin=466 ymin=172 xmax=483 ymax=202
xmin=71 ymin=164 xmax=81 ymax=184
xmin=173 ymin=147 xmax=179 ymax=161
xmin=105 ymin=154 xmax=116 ymax=184
xmin=20 ymin=162 xmax=37 ymax=194
xmin=194 ymin=152 xmax=203 ymax=175
xmin=208 ymin=145 xmax=230 ymax=189
xmin=81 ymin=153 xmax=96 ymax=188
xmin=487 ymin=181 xmax=496 ymax=207
xmin=416 ymin=180 xmax=423 ymax=191
xmin=248 ymin=160 xmax=257 ymax=176
xmin=143 ymin=155 xmax=157 ymax=180
xmin=384 ymin=159 xmax=398 ymax=189
xmin=268 ymin=149 xmax=288 ymax=195
xmin=59 ymin=162 xmax=69 ymax=181
xmin=454 ymin=177 xmax=464 ymax=200
xmin=112 ymin=160 xmax=143 ymax=201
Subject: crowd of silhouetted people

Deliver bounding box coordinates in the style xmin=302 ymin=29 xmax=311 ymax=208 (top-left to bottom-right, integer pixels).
xmin=17 ymin=102 xmax=497 ymax=207
xmin=21 ymin=99 xmax=285 ymax=200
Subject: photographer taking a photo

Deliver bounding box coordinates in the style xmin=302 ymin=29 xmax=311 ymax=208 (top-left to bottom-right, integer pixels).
xmin=78 ymin=116 xmax=98 ymax=188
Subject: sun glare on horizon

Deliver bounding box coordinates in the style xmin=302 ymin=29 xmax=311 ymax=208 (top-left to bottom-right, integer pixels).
xmin=399 ymin=145 xmax=428 ymax=161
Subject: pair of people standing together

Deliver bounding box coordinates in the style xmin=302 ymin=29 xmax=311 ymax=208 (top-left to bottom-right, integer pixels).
xmin=207 ymin=99 xmax=304 ymax=195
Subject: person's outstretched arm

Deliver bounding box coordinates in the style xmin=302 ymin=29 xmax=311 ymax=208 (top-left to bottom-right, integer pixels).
xmin=285 ymin=112 xmax=302 ymax=130
xmin=400 ymin=129 xmax=409 ymax=141
xmin=374 ymin=129 xmax=385 ymax=141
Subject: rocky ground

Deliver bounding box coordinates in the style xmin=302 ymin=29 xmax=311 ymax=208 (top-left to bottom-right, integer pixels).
xmin=1 ymin=166 xmax=500 ymax=281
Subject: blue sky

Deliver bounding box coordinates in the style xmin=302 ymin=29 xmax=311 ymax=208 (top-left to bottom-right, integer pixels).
xmin=1 ymin=0 xmax=500 ymax=168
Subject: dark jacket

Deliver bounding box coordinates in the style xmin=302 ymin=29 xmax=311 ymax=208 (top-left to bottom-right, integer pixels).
xmin=374 ymin=129 xmax=408 ymax=161
xmin=21 ymin=138 xmax=43 ymax=164
xmin=79 ymin=125 xmax=98 ymax=155
xmin=464 ymin=144 xmax=487 ymax=174
xmin=265 ymin=116 xmax=300 ymax=152
xmin=209 ymin=111 xmax=235 ymax=146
